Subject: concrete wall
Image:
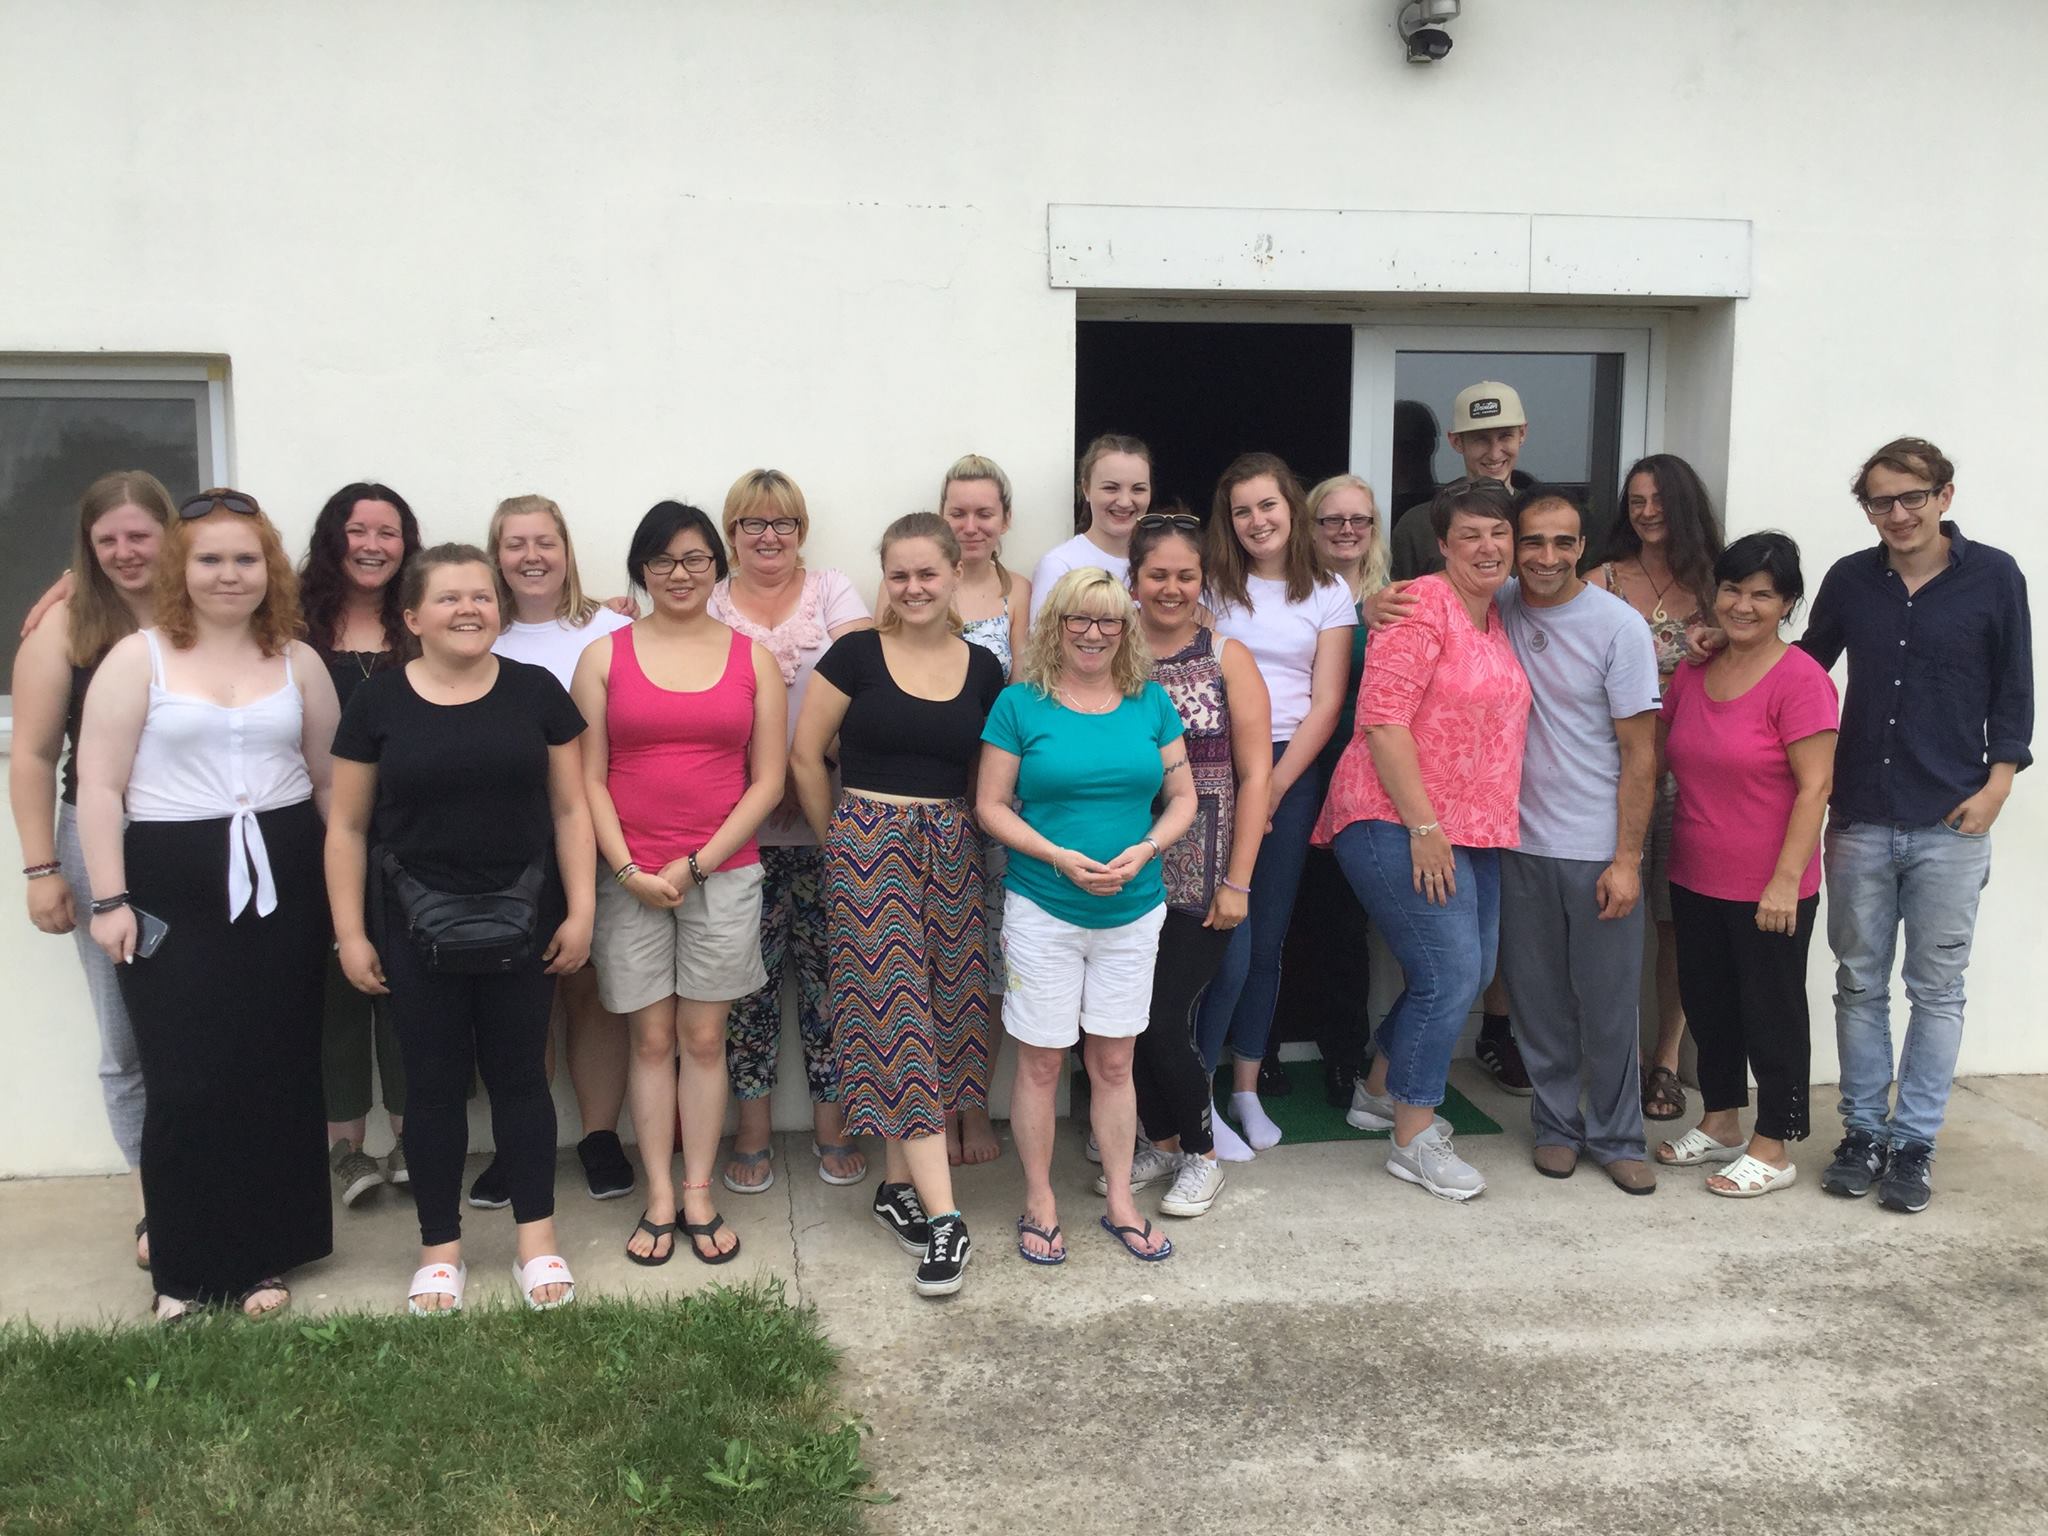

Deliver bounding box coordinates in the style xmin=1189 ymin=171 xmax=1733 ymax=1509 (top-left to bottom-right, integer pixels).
xmin=3 ymin=0 xmax=2043 ymax=1173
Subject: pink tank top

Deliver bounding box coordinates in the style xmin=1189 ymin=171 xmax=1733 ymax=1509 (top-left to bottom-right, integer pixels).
xmin=605 ymin=625 xmax=761 ymax=871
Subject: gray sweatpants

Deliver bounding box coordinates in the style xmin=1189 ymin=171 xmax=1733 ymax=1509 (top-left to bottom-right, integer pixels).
xmin=58 ymin=801 xmax=145 ymax=1168
xmin=1499 ymin=850 xmax=1647 ymax=1164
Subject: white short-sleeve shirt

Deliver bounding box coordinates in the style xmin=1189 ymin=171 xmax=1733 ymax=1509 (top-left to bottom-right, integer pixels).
xmin=493 ymin=607 xmax=635 ymax=689
xmin=1207 ymin=575 xmax=1357 ymax=742
xmin=1028 ymin=534 xmax=1129 ymax=622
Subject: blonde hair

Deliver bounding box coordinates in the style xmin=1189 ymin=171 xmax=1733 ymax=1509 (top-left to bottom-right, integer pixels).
xmin=1074 ymin=433 xmax=1152 ymax=535
xmin=487 ymin=494 xmax=599 ymax=624
xmin=722 ymin=469 xmax=810 ymax=568
xmin=1016 ymin=568 xmax=1150 ymax=699
xmin=1306 ymin=474 xmax=1391 ymax=600
xmin=156 ymin=494 xmax=302 ymax=658
xmin=874 ymin=512 xmax=965 ymax=636
xmin=66 ymin=470 xmax=175 ymax=668
xmin=940 ymin=452 xmax=1014 ymax=598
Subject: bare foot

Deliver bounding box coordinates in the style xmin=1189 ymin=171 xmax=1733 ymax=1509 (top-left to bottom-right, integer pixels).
xmin=1018 ymin=1204 xmax=1065 ymax=1262
xmin=945 ymin=1111 xmax=964 ymax=1167
xmin=626 ymin=1205 xmax=675 ymax=1262
xmin=679 ymin=1187 xmax=738 ymax=1260
xmin=956 ymin=1107 xmax=1002 ymax=1165
xmin=816 ymin=1143 xmax=866 ymax=1182
xmin=239 ymin=1280 xmax=290 ymax=1318
xmin=724 ymin=1143 xmax=774 ymax=1191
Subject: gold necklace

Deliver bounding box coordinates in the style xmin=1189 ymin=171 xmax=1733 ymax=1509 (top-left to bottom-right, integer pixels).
xmin=1057 ymin=683 xmax=1118 ymax=715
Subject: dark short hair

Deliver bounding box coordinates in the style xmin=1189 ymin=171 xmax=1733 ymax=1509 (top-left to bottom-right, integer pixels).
xmin=1714 ymin=530 xmax=1804 ymax=606
xmin=1852 ymin=437 xmax=1954 ymax=502
xmin=1126 ymin=500 xmax=1207 ymax=587
xmin=1429 ymin=477 xmax=1515 ymax=542
xmin=1509 ymin=484 xmax=1583 ymax=538
xmin=627 ymin=501 xmax=728 ymax=591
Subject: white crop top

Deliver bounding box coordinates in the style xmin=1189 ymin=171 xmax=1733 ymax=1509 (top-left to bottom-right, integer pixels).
xmin=126 ymin=630 xmax=313 ymax=918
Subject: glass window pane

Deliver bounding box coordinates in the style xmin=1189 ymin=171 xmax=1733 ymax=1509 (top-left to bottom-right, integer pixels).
xmin=1394 ymin=351 xmax=1597 ymax=485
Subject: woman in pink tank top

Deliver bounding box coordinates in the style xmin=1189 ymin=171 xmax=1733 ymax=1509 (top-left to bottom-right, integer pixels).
xmin=572 ymin=502 xmax=787 ymax=1268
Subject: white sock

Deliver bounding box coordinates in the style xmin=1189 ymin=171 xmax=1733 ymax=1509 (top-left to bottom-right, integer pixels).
xmin=1232 ymin=1091 xmax=1284 ymax=1151
xmin=1210 ymin=1104 xmax=1257 ymax=1162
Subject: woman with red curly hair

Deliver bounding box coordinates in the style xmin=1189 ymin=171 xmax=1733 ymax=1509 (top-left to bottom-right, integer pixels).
xmin=78 ymin=490 xmax=341 ymax=1322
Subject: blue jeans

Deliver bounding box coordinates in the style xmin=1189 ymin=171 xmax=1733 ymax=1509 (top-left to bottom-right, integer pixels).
xmin=1194 ymin=742 xmax=1321 ymax=1070
xmin=1331 ymin=819 xmax=1499 ymax=1108
xmin=1825 ymin=818 xmax=1993 ymax=1149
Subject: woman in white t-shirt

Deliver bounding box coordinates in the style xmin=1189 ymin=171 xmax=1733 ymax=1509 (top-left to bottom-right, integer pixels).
xmin=1027 ymin=434 xmax=1152 ymax=622
xmin=707 ymin=469 xmax=874 ymax=1194
xmin=487 ymin=494 xmax=637 ymax=1206
xmin=1195 ymin=454 xmax=1356 ymax=1155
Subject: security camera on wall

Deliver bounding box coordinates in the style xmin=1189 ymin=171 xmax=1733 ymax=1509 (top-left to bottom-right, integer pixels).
xmin=1397 ymin=0 xmax=1460 ymax=62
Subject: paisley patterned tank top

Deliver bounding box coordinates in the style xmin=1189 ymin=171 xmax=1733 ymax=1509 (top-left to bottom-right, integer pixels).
xmin=1152 ymin=627 xmax=1235 ymax=914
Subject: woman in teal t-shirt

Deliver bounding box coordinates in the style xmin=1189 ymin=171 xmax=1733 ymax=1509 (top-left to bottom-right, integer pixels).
xmin=979 ymin=568 xmax=1196 ymax=1267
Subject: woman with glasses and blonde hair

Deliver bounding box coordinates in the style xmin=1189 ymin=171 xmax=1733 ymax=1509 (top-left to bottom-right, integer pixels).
xmin=979 ymin=568 xmax=1196 ymax=1266
xmin=78 ymin=489 xmax=341 ymax=1321
xmin=707 ymin=469 xmax=873 ymax=1195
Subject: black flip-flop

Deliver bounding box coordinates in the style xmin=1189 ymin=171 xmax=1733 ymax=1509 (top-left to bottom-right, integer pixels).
xmin=236 ymin=1277 xmax=290 ymax=1317
xmin=1100 ymin=1216 xmax=1173 ymax=1262
xmin=625 ymin=1215 xmax=676 ymax=1267
xmin=1015 ymin=1216 xmax=1066 ymax=1266
xmin=678 ymin=1209 xmax=741 ymax=1266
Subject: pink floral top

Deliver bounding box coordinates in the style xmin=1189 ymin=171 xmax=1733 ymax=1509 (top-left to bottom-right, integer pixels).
xmin=1312 ymin=574 xmax=1532 ymax=850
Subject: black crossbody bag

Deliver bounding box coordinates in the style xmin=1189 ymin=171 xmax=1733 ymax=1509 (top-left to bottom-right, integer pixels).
xmin=377 ymin=848 xmax=546 ymax=974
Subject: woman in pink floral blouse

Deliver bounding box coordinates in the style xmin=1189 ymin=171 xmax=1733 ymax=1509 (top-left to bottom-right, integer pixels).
xmin=1312 ymin=478 xmax=1531 ymax=1201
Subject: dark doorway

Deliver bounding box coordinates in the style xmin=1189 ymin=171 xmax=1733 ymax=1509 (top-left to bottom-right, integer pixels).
xmin=1074 ymin=321 xmax=1353 ymax=527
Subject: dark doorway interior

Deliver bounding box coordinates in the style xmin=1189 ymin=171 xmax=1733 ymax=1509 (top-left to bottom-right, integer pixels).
xmin=1074 ymin=321 xmax=1353 ymax=527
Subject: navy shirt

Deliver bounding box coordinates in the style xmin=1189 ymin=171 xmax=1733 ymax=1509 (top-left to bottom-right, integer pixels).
xmin=1798 ymin=522 xmax=2033 ymax=827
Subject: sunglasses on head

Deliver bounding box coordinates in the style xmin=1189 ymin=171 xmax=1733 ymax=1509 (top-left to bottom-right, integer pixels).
xmin=1136 ymin=513 xmax=1201 ymax=532
xmin=177 ymin=491 xmax=260 ymax=520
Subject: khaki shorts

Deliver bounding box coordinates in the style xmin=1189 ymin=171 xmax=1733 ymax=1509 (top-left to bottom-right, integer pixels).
xmin=593 ymin=860 xmax=768 ymax=1011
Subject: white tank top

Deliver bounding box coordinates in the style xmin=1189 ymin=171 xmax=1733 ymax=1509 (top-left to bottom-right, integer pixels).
xmin=126 ymin=629 xmax=313 ymax=919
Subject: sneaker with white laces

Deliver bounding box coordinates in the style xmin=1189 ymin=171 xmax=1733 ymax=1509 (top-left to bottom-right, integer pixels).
xmin=1385 ymin=1123 xmax=1486 ymax=1201
xmin=330 ymin=1139 xmax=384 ymax=1208
xmin=1092 ymin=1140 xmax=1177 ymax=1196
xmin=1345 ymin=1080 xmax=1451 ymax=1136
xmin=872 ymin=1181 xmax=930 ymax=1255
xmin=914 ymin=1214 xmax=972 ymax=1296
xmin=1159 ymin=1153 xmax=1226 ymax=1217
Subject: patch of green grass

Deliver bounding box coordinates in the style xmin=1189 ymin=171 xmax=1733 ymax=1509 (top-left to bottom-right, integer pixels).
xmin=0 ymin=1280 xmax=885 ymax=1535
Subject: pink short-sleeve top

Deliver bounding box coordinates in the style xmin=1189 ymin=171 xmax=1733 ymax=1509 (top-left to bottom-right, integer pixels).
xmin=1312 ymin=574 xmax=1532 ymax=850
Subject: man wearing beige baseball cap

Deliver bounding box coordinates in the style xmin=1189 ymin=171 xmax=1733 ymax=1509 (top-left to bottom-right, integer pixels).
xmin=1390 ymin=380 xmax=1535 ymax=582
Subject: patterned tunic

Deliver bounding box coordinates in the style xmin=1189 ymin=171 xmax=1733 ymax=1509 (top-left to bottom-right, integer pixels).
xmin=1153 ymin=628 xmax=1236 ymax=915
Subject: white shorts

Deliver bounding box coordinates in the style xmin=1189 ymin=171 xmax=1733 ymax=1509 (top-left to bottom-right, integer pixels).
xmin=999 ymin=890 xmax=1167 ymax=1048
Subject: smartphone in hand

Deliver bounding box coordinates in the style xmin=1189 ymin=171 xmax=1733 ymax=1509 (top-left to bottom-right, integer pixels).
xmin=133 ymin=908 xmax=170 ymax=959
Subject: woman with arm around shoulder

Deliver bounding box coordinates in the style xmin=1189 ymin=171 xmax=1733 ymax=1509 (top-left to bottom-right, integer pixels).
xmin=573 ymin=502 xmax=787 ymax=1266
xmin=325 ymin=545 xmax=594 ymax=1313
xmin=1194 ymin=454 xmax=1356 ymax=1152
xmin=978 ymin=569 xmax=1197 ymax=1265
xmin=792 ymin=514 xmax=1005 ymax=1295
xmin=706 ymin=469 xmax=871 ymax=1194
xmin=1026 ymin=434 xmax=1153 ymax=621
xmin=1311 ymin=479 xmax=1533 ymax=1201
xmin=1125 ymin=515 xmax=1271 ymax=1217
xmin=8 ymin=471 xmax=172 ymax=1269
xmin=78 ymin=489 xmax=341 ymax=1320
xmin=1653 ymin=532 xmax=1837 ymax=1197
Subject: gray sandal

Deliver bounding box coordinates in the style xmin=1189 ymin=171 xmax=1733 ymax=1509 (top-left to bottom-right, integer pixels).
xmin=812 ymin=1140 xmax=867 ymax=1186
xmin=722 ymin=1146 xmax=775 ymax=1195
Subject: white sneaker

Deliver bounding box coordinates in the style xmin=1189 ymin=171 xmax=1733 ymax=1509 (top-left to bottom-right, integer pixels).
xmin=1385 ymin=1124 xmax=1486 ymax=1201
xmin=1093 ymin=1140 xmax=1177 ymax=1196
xmin=1346 ymin=1080 xmax=1451 ymax=1136
xmin=1084 ymin=1133 xmax=1101 ymax=1164
xmin=1159 ymin=1153 xmax=1225 ymax=1217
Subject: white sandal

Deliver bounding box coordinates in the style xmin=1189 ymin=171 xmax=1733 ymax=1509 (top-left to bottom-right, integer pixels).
xmin=406 ymin=1261 xmax=467 ymax=1316
xmin=1656 ymin=1127 xmax=1748 ymax=1167
xmin=1708 ymin=1153 xmax=1798 ymax=1198
xmin=514 ymin=1253 xmax=576 ymax=1311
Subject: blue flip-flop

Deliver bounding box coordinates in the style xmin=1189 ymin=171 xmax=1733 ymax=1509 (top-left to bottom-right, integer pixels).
xmin=1100 ymin=1215 xmax=1174 ymax=1262
xmin=1016 ymin=1216 xmax=1066 ymax=1266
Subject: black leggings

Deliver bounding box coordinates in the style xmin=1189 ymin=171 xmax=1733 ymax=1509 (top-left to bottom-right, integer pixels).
xmin=1133 ymin=909 xmax=1231 ymax=1156
xmin=1669 ymin=881 xmax=1817 ymax=1142
xmin=380 ymin=925 xmax=558 ymax=1246
xmin=1271 ymin=842 xmax=1373 ymax=1070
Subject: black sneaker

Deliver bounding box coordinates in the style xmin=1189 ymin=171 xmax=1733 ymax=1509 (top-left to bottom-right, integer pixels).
xmin=872 ymin=1182 xmax=929 ymax=1255
xmin=1323 ymin=1059 xmax=1360 ymax=1109
xmin=1474 ymin=1025 xmax=1533 ymax=1096
xmin=577 ymin=1130 xmax=636 ymax=1201
xmin=914 ymin=1214 xmax=972 ymax=1297
xmin=1820 ymin=1129 xmax=1887 ymax=1199
xmin=1878 ymin=1141 xmax=1934 ymax=1214
xmin=1256 ymin=1057 xmax=1294 ymax=1098
xmin=467 ymin=1160 xmax=511 ymax=1210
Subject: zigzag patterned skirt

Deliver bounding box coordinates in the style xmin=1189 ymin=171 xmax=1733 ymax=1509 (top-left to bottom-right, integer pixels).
xmin=826 ymin=793 xmax=989 ymax=1140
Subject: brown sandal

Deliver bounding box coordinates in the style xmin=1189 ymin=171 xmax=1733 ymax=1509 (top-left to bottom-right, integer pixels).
xmin=1642 ymin=1065 xmax=1688 ymax=1122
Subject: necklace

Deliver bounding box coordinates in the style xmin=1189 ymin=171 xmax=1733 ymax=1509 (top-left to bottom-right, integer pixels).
xmin=1056 ymin=683 xmax=1118 ymax=715
xmin=1637 ymin=559 xmax=1680 ymax=625
xmin=353 ymin=649 xmax=380 ymax=682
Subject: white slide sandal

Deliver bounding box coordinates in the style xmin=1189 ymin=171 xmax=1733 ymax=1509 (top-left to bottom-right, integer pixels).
xmin=1656 ymin=1127 xmax=1749 ymax=1167
xmin=406 ymin=1261 xmax=467 ymax=1316
xmin=1707 ymin=1154 xmax=1798 ymax=1198
xmin=514 ymin=1253 xmax=576 ymax=1311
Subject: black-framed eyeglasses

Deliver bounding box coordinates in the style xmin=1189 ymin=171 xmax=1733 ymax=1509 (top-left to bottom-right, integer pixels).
xmin=735 ymin=516 xmax=802 ymax=537
xmin=177 ymin=491 xmax=259 ymax=520
xmin=1316 ymin=514 xmax=1377 ymax=531
xmin=1061 ymin=614 xmax=1126 ymax=637
xmin=645 ymin=552 xmax=716 ymax=575
xmin=1860 ymin=488 xmax=1941 ymax=517
xmin=1136 ymin=513 xmax=1201 ymax=533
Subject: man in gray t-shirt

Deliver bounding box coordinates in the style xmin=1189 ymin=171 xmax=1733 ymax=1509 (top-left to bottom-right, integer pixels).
xmin=1496 ymin=490 xmax=1662 ymax=1191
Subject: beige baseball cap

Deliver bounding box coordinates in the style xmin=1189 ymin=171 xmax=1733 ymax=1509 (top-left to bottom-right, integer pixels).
xmin=1451 ymin=381 xmax=1527 ymax=434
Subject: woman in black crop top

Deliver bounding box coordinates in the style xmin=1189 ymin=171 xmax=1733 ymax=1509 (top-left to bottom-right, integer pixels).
xmin=792 ymin=515 xmax=1003 ymax=1298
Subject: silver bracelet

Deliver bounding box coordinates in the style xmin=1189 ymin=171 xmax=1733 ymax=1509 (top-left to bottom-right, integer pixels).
xmin=1409 ymin=822 xmax=1440 ymax=839
xmin=1142 ymin=835 xmax=1162 ymax=858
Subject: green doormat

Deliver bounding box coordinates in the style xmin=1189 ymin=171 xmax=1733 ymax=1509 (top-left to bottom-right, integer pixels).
xmin=1214 ymin=1059 xmax=1502 ymax=1142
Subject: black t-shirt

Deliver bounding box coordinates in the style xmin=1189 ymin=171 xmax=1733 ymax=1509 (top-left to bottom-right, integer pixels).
xmin=331 ymin=658 xmax=585 ymax=894
xmin=814 ymin=629 xmax=1005 ymax=798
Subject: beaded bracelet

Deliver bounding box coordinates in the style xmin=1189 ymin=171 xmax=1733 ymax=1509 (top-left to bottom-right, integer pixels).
xmin=686 ymin=852 xmax=707 ymax=886
xmin=22 ymin=862 xmax=61 ymax=880
xmin=89 ymin=892 xmax=131 ymax=915
xmin=614 ymin=862 xmax=640 ymax=885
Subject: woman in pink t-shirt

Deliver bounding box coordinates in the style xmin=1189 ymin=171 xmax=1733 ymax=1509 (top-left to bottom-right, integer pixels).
xmin=1312 ymin=479 xmax=1532 ymax=1202
xmin=1655 ymin=531 xmax=1838 ymax=1198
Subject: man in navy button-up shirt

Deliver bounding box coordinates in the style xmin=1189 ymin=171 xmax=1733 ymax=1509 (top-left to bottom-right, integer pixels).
xmin=1805 ymin=437 xmax=2032 ymax=1214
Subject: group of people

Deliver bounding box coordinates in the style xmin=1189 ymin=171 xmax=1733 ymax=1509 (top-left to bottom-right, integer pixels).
xmin=11 ymin=382 xmax=2029 ymax=1314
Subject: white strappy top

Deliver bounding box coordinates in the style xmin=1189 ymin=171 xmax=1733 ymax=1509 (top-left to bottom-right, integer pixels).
xmin=126 ymin=630 xmax=313 ymax=919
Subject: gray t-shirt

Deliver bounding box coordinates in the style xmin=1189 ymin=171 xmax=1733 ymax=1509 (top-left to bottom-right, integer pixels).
xmin=1497 ymin=580 xmax=1661 ymax=862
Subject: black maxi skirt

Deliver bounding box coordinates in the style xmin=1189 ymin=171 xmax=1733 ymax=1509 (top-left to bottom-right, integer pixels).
xmin=119 ymin=801 xmax=333 ymax=1304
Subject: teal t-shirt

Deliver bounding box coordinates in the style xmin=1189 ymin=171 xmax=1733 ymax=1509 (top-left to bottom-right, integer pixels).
xmin=980 ymin=681 xmax=1185 ymax=929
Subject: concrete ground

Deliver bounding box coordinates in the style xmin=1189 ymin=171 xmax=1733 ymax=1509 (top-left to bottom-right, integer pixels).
xmin=5 ymin=1066 xmax=2046 ymax=1536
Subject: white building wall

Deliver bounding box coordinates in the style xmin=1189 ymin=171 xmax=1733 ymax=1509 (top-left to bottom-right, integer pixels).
xmin=3 ymin=0 xmax=2042 ymax=1173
